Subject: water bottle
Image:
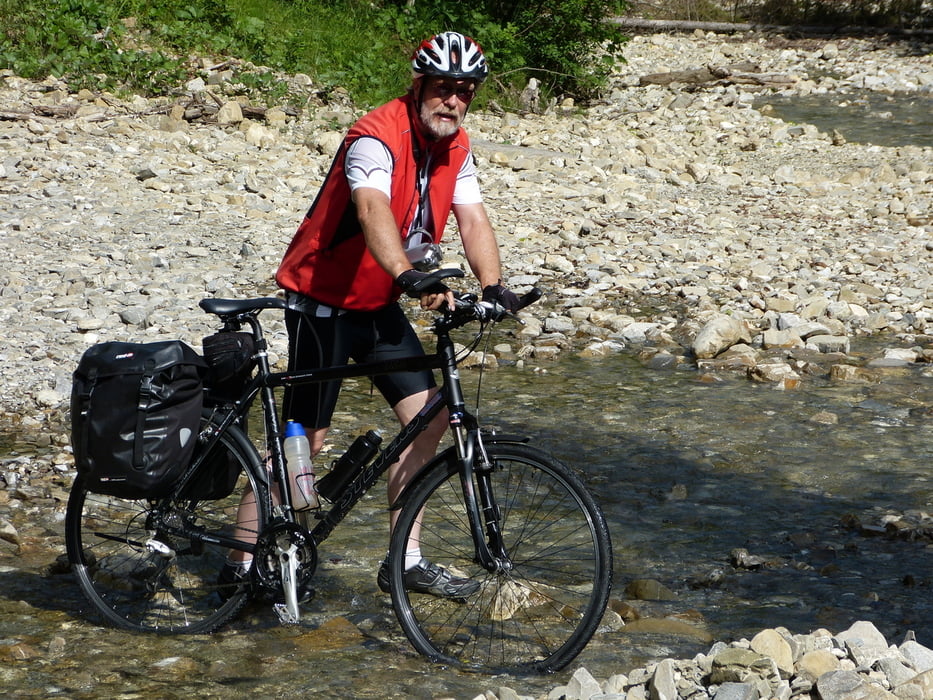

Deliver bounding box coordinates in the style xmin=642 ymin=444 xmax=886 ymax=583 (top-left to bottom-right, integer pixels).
xmin=315 ymin=430 xmax=382 ymax=501
xmin=283 ymin=420 xmax=318 ymax=510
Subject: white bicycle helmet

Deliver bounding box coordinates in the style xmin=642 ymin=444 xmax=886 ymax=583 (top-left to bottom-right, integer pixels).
xmin=412 ymin=32 xmax=488 ymax=83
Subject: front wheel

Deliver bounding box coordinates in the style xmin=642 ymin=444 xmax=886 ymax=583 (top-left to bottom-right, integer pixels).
xmin=64 ymin=417 xmax=269 ymax=633
xmin=388 ymin=442 xmax=612 ymax=673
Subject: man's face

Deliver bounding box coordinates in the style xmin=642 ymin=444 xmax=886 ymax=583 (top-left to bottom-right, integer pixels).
xmin=417 ymin=76 xmax=477 ymax=140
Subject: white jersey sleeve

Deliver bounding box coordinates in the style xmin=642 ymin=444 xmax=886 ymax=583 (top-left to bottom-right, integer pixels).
xmin=453 ymin=151 xmax=482 ymax=205
xmin=345 ymin=137 xmax=393 ymax=197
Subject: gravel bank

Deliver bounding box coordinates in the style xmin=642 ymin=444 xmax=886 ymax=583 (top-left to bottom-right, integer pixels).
xmin=0 ymin=28 xmax=931 ymax=700
xmin=1 ymin=33 xmax=930 ymax=449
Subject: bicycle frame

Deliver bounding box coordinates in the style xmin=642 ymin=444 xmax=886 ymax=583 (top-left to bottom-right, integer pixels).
xmin=173 ymin=302 xmax=512 ymax=583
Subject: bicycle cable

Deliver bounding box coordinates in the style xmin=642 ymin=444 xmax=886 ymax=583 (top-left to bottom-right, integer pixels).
xmin=459 ymin=320 xmax=496 ymax=418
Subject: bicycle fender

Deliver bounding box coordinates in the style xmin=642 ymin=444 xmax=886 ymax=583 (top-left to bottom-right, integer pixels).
xmin=479 ymin=431 xmax=530 ymax=445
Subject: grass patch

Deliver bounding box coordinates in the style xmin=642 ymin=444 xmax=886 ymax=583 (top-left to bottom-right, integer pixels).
xmin=0 ymin=0 xmax=630 ymax=110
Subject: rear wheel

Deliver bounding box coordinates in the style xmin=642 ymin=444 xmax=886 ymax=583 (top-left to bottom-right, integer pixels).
xmin=65 ymin=418 xmax=268 ymax=633
xmin=388 ymin=442 xmax=612 ymax=673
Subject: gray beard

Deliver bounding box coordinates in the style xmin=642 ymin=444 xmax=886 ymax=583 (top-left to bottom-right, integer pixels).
xmin=419 ymin=102 xmax=461 ymax=140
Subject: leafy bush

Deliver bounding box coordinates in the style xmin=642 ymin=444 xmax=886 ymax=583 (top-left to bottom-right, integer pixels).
xmin=1 ymin=0 xmax=199 ymax=94
xmin=0 ymin=0 xmax=631 ymax=106
xmin=377 ymin=0 xmax=630 ymax=101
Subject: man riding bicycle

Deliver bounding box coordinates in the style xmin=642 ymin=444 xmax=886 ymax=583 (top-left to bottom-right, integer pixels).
xmin=235 ymin=32 xmax=520 ymax=600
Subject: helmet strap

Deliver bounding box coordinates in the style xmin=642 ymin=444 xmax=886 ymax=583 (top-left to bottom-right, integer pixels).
xmin=415 ymin=76 xmax=428 ymax=109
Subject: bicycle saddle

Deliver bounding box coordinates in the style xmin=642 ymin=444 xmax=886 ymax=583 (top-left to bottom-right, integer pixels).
xmin=199 ymin=297 xmax=288 ymax=317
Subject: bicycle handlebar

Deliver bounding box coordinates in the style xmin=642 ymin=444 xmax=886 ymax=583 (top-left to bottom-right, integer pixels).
xmin=437 ymin=276 xmax=543 ymax=332
xmin=199 ymin=268 xmax=542 ymax=332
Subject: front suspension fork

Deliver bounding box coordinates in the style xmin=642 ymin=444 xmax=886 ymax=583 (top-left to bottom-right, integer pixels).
xmin=451 ymin=420 xmax=511 ymax=573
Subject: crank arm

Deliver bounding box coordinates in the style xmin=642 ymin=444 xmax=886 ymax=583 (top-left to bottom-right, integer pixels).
xmin=273 ymin=541 xmax=301 ymax=625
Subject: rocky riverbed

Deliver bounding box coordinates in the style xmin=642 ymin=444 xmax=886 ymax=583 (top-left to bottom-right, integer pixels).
xmin=0 ymin=30 xmax=931 ymax=699
xmin=0 ymin=32 xmax=930 ymax=444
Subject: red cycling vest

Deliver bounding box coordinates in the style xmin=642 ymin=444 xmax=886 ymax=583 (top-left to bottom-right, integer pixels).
xmin=275 ymin=94 xmax=472 ymax=311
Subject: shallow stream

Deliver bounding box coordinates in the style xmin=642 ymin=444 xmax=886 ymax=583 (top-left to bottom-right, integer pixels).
xmin=2 ymin=338 xmax=931 ymax=698
xmin=756 ymin=90 xmax=933 ymax=147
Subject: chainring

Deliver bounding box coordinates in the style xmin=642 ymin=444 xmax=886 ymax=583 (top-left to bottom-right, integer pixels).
xmin=252 ymin=519 xmax=317 ymax=593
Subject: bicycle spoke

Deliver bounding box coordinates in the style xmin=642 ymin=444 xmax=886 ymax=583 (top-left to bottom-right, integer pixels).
xmin=66 ymin=418 xmax=267 ymax=633
xmin=390 ymin=443 xmax=611 ymax=673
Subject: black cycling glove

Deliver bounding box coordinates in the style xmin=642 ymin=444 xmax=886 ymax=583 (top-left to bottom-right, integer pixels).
xmin=482 ymin=283 xmax=521 ymax=312
xmin=396 ymin=269 xmax=449 ymax=298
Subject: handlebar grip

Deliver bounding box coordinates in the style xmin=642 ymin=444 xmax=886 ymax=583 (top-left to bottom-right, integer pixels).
xmin=516 ymin=287 xmax=543 ymax=311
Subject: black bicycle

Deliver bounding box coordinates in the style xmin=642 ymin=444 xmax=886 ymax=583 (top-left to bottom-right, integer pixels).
xmin=65 ymin=269 xmax=613 ymax=673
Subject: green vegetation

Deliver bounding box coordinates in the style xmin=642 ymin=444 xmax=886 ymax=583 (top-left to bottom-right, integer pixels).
xmin=0 ymin=0 xmax=629 ymax=109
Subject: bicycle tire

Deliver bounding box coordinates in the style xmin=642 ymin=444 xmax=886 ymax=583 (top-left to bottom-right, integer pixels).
xmin=388 ymin=442 xmax=612 ymax=673
xmin=65 ymin=416 xmax=269 ymax=633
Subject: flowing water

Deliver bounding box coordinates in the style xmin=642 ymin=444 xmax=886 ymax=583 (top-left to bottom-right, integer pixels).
xmin=2 ymin=336 xmax=931 ymax=698
xmin=756 ymin=90 xmax=933 ymax=148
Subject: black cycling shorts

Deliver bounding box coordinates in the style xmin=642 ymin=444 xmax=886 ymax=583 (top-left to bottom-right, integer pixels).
xmin=282 ymin=300 xmax=436 ymax=430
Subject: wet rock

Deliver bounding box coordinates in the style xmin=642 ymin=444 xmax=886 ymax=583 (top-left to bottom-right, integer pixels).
xmin=692 ymin=315 xmax=752 ymax=359
xmin=830 ymin=364 xmax=880 ymax=383
xmin=731 ymin=548 xmax=782 ymax=569
xmin=625 ymin=578 xmax=677 ymax=601
xmin=0 ymin=518 xmax=19 ymax=546
xmin=292 ymin=616 xmax=364 ymax=651
xmin=621 ymin=617 xmax=714 ymax=643
xmin=0 ymin=641 xmax=43 ymax=662
xmin=810 ymin=410 xmax=839 ymax=424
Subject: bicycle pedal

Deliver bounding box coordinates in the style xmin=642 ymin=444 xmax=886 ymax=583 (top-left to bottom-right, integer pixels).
xmin=273 ymin=602 xmax=300 ymax=625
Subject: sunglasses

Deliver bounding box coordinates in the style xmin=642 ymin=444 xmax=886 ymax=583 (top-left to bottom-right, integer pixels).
xmin=427 ymin=80 xmax=477 ymax=104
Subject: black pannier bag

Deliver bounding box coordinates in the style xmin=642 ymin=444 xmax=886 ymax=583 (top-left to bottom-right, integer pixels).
xmin=201 ymin=331 xmax=256 ymax=403
xmin=71 ymin=340 xmax=206 ymax=498
xmin=176 ymin=416 xmax=242 ymax=501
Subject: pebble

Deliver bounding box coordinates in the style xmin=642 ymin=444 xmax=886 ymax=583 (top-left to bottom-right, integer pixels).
xmin=0 ymin=33 xmax=931 ymax=448
xmin=497 ymin=621 xmax=933 ymax=700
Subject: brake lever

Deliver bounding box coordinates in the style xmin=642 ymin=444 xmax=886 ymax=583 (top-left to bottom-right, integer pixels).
xmin=505 ymin=309 xmax=526 ymax=325
xmin=444 ymin=287 xmax=542 ymax=324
